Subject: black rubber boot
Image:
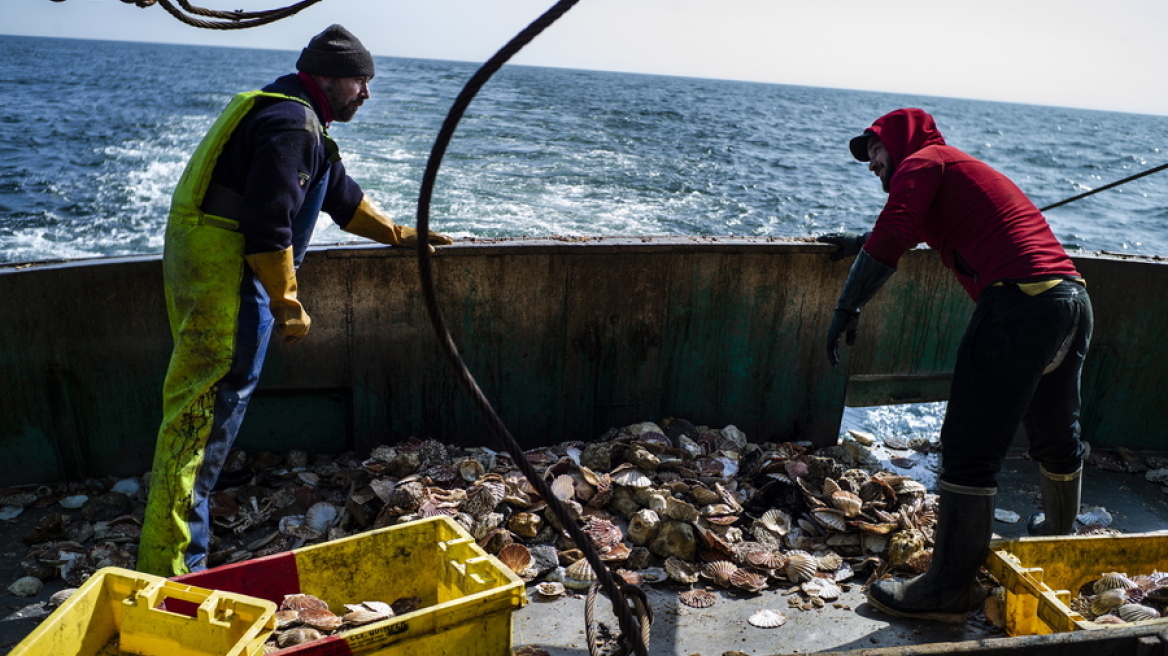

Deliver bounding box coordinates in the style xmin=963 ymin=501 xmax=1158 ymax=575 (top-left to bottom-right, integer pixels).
xmin=1026 ymin=464 xmax=1082 ymax=536
xmin=867 ymin=483 xmax=995 ymax=623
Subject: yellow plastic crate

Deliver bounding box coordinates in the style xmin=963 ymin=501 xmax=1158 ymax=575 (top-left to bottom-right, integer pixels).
xmin=10 ymin=567 xmax=276 ymax=656
xmin=986 ymin=532 xmax=1168 ymax=636
xmin=176 ymin=515 xmax=528 ymax=656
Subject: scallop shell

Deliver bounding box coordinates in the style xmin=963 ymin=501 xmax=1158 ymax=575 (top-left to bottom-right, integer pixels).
xmin=48 ymin=588 xmax=77 ymax=608
xmin=665 ymin=556 xmax=701 ymax=584
xmin=462 ymin=481 xmax=506 ymax=518
xmin=679 ymin=589 xmax=717 ymax=608
xmin=1116 ymin=603 xmax=1160 ymax=622
xmin=730 ymin=569 xmax=768 ymax=593
xmin=785 ymin=551 xmax=818 ymax=583
xmin=860 ymin=478 xmax=896 ymax=505
xmin=1091 ymin=588 xmax=1128 ymax=616
xmin=1093 ymin=572 xmax=1138 ymax=594
xmin=703 ymin=560 xmax=738 ymax=588
xmin=815 ymin=550 xmax=843 ymax=572
xmin=565 ymin=558 xmax=597 ymax=583
xmin=731 ymin=541 xmax=768 ymax=564
xmin=343 ymin=609 xmax=392 ymax=627
xmin=611 ymin=465 xmax=652 ymax=488
xmin=760 ymin=509 xmax=792 ymax=535
xmin=745 ymin=550 xmax=786 ymax=570
xmin=894 ymin=479 xmax=927 ymax=499
xmin=748 ymin=609 xmax=788 ymax=628
xmin=274 ymin=609 xmax=302 ymax=629
xmin=811 ymin=508 xmax=848 ymax=532
xmin=305 ymin=502 xmax=339 ymax=534
xmin=615 ymin=569 xmax=643 ymax=586
xmin=801 ymin=577 xmax=842 ymax=601
xmin=536 ymin=581 xmax=567 ymax=597
xmin=1145 ymin=586 xmax=1168 ymax=603
xmin=281 ymin=593 xmax=329 ymax=612
xmin=829 ymin=490 xmax=863 ymax=517
xmin=344 ymin=601 xmax=393 ymax=617
xmin=690 ymin=485 xmax=722 ymax=506
xmin=550 ymin=474 xmax=576 ymax=501
xmin=277 ymin=627 xmax=323 ymax=648
xmin=457 ymin=458 xmax=485 ymax=482
xmin=298 ymin=607 xmax=343 ymax=632
xmin=497 ymin=543 xmax=533 ymax=575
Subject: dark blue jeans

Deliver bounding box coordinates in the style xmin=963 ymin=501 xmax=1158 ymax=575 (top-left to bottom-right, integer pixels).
xmin=939 ymin=280 xmax=1093 ymax=489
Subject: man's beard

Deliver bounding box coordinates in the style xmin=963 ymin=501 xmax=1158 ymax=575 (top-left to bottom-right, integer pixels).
xmin=319 ymin=80 xmax=362 ymax=122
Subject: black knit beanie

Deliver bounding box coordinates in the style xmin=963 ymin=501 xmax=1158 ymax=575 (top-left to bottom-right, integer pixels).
xmin=296 ymin=24 xmax=375 ymax=79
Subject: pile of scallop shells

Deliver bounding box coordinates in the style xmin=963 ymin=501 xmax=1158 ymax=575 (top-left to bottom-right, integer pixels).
xmin=263 ymin=592 xmax=421 ymax=652
xmin=3 ymin=478 xmax=142 ymax=594
xmin=1068 ymin=571 xmax=1168 ymax=625
xmin=3 ymin=418 xmax=942 ymax=622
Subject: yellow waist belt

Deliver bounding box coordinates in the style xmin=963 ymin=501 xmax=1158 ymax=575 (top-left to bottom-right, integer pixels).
xmin=991 ymin=277 xmax=1084 ymax=296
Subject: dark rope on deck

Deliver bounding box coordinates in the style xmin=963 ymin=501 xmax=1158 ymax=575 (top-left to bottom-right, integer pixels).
xmin=412 ymin=2 xmax=651 ymax=655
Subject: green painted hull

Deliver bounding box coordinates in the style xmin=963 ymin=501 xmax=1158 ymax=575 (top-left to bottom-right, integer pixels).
xmin=1 ymin=238 xmax=1163 ymax=486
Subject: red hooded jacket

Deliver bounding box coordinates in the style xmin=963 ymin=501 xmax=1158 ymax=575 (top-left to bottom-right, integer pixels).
xmin=860 ymin=108 xmax=1080 ymax=301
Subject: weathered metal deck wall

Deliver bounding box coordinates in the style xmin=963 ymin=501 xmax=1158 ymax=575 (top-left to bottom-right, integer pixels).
xmin=1 ymin=238 xmax=1164 ymax=486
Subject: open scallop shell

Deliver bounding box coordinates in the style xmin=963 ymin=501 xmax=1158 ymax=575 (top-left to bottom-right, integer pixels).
xmin=615 ymin=569 xmax=643 ymax=586
xmin=536 ymin=581 xmax=567 ymax=597
xmin=679 ymin=589 xmax=717 ymax=608
xmin=747 ymin=609 xmax=788 ymax=628
xmin=730 ymin=569 xmax=768 ymax=593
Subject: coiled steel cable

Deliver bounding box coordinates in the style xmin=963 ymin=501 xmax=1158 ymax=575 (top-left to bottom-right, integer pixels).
xmin=153 ymin=0 xmax=325 ymax=30
xmin=47 ymin=0 xmax=327 ymax=30
xmin=412 ymin=2 xmax=651 ymax=655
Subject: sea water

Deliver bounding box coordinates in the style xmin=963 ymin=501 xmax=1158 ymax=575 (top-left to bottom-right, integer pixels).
xmin=3 ymin=34 xmax=1165 ymax=442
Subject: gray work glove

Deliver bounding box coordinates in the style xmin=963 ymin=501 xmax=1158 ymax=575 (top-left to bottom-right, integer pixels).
xmin=817 ymin=232 xmax=868 ymax=261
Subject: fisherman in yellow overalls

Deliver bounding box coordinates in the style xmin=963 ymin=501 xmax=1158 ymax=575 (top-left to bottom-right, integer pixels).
xmin=139 ymin=25 xmax=453 ymax=577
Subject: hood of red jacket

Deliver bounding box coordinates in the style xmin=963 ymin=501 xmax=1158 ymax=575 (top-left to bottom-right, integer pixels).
xmin=865 ymin=108 xmax=947 ymax=169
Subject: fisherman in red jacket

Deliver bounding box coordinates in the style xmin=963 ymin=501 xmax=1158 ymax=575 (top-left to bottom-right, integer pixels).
xmin=819 ymin=108 xmax=1093 ymax=622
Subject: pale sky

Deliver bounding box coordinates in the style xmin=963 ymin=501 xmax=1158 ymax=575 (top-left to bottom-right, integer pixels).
xmin=7 ymin=0 xmax=1168 ymax=116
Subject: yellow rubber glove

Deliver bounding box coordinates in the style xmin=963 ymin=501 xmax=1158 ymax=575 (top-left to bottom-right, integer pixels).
xmin=343 ymin=195 xmax=454 ymax=252
xmin=244 ymin=247 xmax=311 ymax=344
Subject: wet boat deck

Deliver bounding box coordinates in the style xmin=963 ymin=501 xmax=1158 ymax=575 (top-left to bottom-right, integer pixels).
xmin=1 ymin=449 xmax=1165 ymax=655
xmin=510 ymin=451 xmax=1168 ymax=656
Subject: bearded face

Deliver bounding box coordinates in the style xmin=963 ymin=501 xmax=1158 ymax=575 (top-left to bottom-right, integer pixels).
xmin=318 ymin=76 xmax=370 ymax=123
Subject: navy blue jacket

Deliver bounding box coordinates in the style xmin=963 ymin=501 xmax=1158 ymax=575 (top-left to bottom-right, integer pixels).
xmin=209 ymin=74 xmax=365 ymax=255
